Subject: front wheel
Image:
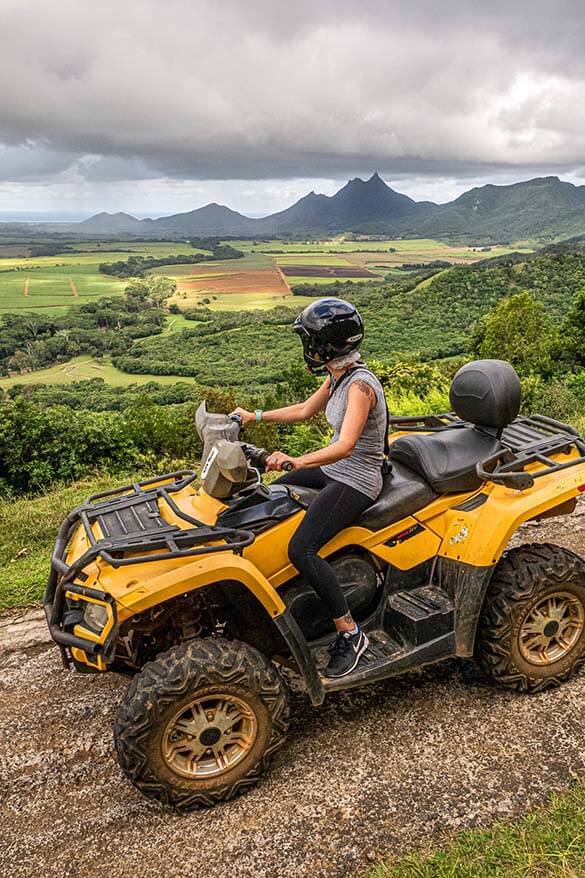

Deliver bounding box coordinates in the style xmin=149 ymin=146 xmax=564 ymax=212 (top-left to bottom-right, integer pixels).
xmin=476 ymin=543 xmax=585 ymax=693
xmin=114 ymin=637 xmax=290 ymax=810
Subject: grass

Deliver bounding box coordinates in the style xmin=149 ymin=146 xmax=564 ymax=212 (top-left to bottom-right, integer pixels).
xmin=162 ymin=313 xmax=194 ymax=334
xmin=173 ymin=292 xmax=317 ymax=311
xmin=0 ymin=354 xmax=200 ymax=389
xmin=0 ymin=473 xmax=131 ymax=610
xmin=368 ymin=783 xmax=585 ymax=878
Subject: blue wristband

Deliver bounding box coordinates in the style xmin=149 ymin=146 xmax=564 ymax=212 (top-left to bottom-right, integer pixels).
xmin=255 ymin=410 xmax=263 ymax=423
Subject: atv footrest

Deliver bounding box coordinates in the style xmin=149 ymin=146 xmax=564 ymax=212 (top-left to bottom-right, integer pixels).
xmin=319 ymin=630 xmax=403 ymax=691
xmin=386 ymin=585 xmax=454 ymax=645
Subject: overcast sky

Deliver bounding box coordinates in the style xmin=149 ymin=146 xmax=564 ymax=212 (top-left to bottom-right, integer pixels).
xmin=1 ymin=0 xmax=585 ymax=218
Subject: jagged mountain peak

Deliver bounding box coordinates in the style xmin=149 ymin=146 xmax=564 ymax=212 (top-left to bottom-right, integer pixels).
xmin=74 ymin=173 xmax=585 ymax=241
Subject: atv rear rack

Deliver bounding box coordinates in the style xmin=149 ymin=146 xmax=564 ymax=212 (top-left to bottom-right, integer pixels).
xmin=477 ymin=416 xmax=585 ymax=490
xmin=389 ymin=412 xmax=465 ymax=432
xmin=390 ymin=412 xmax=585 ymax=489
xmin=44 ymin=470 xmax=255 ymax=663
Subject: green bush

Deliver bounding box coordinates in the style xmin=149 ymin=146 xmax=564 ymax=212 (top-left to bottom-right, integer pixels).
xmin=0 ymin=399 xmax=140 ymax=495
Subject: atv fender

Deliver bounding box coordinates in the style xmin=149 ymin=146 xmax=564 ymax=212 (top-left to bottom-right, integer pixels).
xmin=113 ymin=552 xmax=287 ymax=621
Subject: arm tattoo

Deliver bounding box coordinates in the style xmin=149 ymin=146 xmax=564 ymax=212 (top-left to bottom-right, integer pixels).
xmin=354 ymin=379 xmax=375 ymax=407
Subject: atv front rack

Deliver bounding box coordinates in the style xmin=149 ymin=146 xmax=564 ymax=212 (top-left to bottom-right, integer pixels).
xmin=47 ymin=469 xmax=255 ymax=585
xmin=44 ymin=470 xmax=255 ymax=664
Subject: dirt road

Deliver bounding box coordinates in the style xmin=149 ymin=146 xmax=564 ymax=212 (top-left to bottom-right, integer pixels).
xmin=1 ymin=503 xmax=585 ymax=878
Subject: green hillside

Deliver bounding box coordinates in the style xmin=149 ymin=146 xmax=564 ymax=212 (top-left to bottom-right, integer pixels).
xmin=112 ymin=248 xmax=585 ymax=386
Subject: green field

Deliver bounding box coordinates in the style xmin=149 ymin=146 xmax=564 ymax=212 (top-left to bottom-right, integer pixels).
xmin=0 ymin=263 xmax=125 ymax=313
xmin=69 ymin=241 xmax=210 ymax=256
xmin=231 ymin=237 xmax=532 ymax=260
xmin=273 ymin=254 xmax=355 ymax=266
xmin=284 ymin=275 xmax=379 ymax=285
xmin=176 ymin=292 xmax=316 ymax=311
xmin=0 ymin=354 xmax=198 ymax=389
xmin=0 ymin=241 xmax=214 ymax=314
xmin=162 ymin=313 xmax=194 ymax=333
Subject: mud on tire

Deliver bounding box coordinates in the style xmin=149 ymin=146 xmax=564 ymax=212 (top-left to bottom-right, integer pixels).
xmin=477 ymin=543 xmax=585 ymax=693
xmin=114 ymin=637 xmax=290 ymax=810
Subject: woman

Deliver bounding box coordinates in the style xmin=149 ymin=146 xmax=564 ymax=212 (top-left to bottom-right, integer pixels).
xmin=230 ymin=298 xmax=387 ymax=678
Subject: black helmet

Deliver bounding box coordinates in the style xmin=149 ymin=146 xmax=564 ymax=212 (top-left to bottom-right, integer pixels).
xmin=293 ymin=298 xmax=364 ymax=372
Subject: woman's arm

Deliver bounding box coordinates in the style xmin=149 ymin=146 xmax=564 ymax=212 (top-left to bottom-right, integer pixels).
xmin=230 ymin=377 xmax=330 ymax=426
xmin=266 ymin=379 xmax=375 ymax=471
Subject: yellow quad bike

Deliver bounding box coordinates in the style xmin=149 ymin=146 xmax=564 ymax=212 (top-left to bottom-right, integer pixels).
xmin=44 ymin=360 xmax=585 ymax=810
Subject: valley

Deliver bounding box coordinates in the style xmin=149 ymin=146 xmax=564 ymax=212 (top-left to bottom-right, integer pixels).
xmin=0 ymin=172 xmax=583 ymax=503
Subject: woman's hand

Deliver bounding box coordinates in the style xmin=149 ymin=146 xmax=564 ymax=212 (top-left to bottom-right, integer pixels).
xmin=265 ymin=451 xmax=302 ymax=472
xmin=229 ymin=407 xmax=256 ymax=427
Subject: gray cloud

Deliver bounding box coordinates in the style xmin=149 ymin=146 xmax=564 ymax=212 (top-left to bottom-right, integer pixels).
xmin=0 ymin=0 xmax=584 ymax=192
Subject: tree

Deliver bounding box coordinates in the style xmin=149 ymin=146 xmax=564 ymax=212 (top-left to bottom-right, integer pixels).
xmin=563 ymin=289 xmax=585 ymax=368
xmin=125 ymin=276 xmax=177 ymax=307
xmin=472 ymin=291 xmax=558 ymax=377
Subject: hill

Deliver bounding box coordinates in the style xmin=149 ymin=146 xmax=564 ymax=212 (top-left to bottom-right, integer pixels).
xmin=73 ymin=174 xmax=585 ymax=242
xmin=112 ymin=247 xmax=585 ymax=385
xmin=408 ymin=176 xmax=585 ymax=241
xmin=78 ymin=211 xmax=143 ymax=234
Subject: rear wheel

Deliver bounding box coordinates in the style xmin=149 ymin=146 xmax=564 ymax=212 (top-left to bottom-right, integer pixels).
xmin=114 ymin=637 xmax=289 ymax=810
xmin=477 ymin=543 xmax=585 ymax=693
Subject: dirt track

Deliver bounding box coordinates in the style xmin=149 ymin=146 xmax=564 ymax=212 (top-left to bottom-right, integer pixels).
xmin=1 ymin=502 xmax=585 ymax=878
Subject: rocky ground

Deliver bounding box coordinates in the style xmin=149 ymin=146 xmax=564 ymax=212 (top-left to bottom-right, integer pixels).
xmin=1 ymin=500 xmax=585 ymax=878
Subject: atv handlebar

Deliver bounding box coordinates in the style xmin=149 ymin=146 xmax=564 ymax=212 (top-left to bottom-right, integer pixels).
xmin=241 ymin=444 xmax=293 ymax=472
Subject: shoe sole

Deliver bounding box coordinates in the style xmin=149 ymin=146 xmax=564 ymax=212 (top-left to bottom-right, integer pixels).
xmin=322 ymin=634 xmax=369 ymax=679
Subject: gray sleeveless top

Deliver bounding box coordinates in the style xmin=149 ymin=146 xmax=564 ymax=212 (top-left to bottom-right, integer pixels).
xmin=322 ymin=368 xmax=386 ymax=500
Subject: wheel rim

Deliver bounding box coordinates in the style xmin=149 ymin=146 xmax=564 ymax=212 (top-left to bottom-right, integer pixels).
xmin=518 ymin=591 xmax=585 ymax=666
xmin=162 ymin=693 xmax=258 ymax=779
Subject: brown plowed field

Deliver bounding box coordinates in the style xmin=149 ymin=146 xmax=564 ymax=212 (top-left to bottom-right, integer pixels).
xmin=280 ymin=265 xmax=376 ymax=278
xmin=179 ymin=268 xmax=290 ymax=296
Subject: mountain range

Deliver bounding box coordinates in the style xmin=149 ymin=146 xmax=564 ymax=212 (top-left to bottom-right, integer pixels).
xmin=68 ymin=173 xmax=585 ymax=242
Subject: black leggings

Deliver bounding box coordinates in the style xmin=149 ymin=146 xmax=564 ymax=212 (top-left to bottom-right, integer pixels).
xmin=274 ymin=467 xmax=372 ymax=619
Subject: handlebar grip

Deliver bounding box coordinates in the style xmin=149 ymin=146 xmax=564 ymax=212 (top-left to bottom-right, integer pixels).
xmin=229 ymin=414 xmax=243 ymax=426
xmin=282 ymin=461 xmax=294 ymax=472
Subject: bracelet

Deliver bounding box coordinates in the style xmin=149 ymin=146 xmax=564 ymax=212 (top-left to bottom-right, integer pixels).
xmin=255 ymin=410 xmax=263 ymax=423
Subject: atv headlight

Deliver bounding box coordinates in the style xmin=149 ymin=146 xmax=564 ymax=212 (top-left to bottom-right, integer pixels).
xmin=82 ymin=601 xmax=110 ymax=634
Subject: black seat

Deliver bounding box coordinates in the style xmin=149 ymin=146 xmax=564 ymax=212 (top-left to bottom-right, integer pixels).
xmin=389 ymin=428 xmax=501 ymax=493
xmin=287 ymin=461 xmax=437 ymax=531
xmin=357 ymin=461 xmax=437 ymax=530
xmin=390 ymin=359 xmax=521 ymax=494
